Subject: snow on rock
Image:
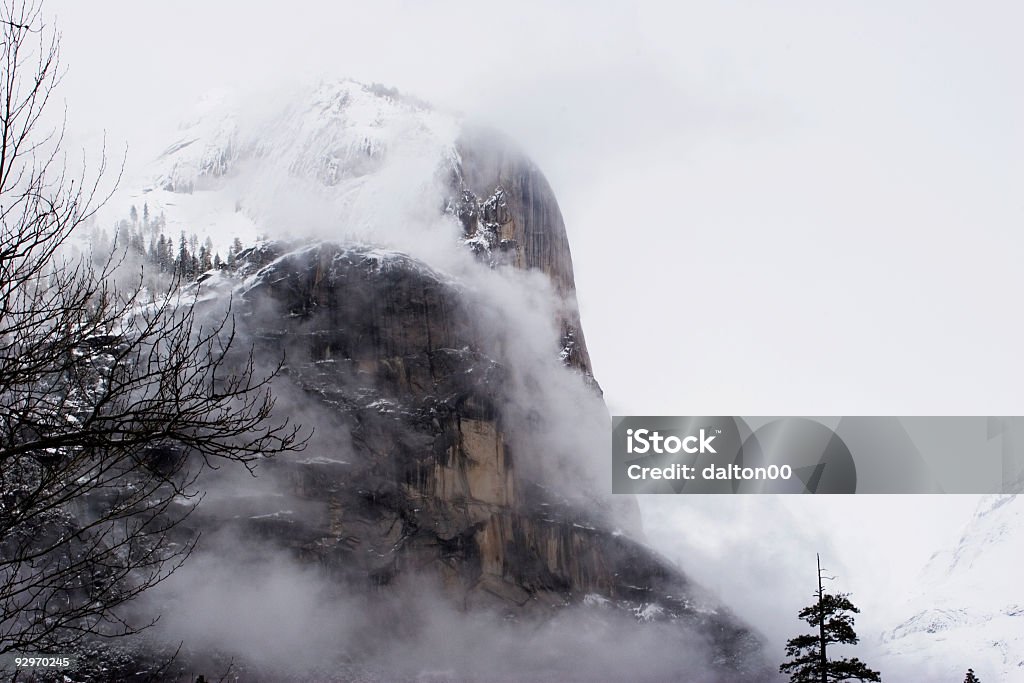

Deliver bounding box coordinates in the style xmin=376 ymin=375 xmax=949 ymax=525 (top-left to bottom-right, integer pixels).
xmin=634 ymin=603 xmax=665 ymax=622
xmin=582 ymin=593 xmax=611 ymax=607
xmin=229 ymin=240 xmax=461 ymax=306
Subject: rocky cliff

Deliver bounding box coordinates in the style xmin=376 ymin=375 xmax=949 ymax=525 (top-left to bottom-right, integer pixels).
xmin=116 ymin=80 xmax=769 ymax=681
xmin=451 ymin=127 xmax=593 ymax=375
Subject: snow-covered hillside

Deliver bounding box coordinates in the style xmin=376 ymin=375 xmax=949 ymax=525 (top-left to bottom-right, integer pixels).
xmin=882 ymin=495 xmax=1023 ymax=681
xmin=100 ymin=79 xmax=463 ymax=259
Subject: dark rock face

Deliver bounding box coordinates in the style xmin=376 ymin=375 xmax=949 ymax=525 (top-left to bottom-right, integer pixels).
xmin=451 ymin=129 xmax=594 ymax=376
xmin=190 ymin=134 xmax=769 ymax=679
xmin=230 ymin=242 xmax=600 ymax=599
xmin=225 ymin=243 xmax=763 ymax=672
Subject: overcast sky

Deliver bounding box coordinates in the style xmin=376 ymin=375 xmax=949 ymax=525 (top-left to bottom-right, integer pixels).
xmin=49 ymin=0 xmax=1020 ymax=653
xmin=50 ymin=0 xmax=1023 ymax=414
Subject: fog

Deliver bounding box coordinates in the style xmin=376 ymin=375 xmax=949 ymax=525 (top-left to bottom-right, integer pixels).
xmin=147 ymin=543 xmax=732 ymax=681
xmin=119 ymin=194 xmax=739 ymax=678
xmin=41 ymin=1 xmax=1024 ymax=679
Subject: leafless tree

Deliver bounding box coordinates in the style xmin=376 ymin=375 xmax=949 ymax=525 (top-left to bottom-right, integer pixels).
xmin=0 ymin=0 xmax=306 ymax=664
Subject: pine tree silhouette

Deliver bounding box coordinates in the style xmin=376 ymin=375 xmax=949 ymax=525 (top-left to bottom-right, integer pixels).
xmin=780 ymin=555 xmax=881 ymax=682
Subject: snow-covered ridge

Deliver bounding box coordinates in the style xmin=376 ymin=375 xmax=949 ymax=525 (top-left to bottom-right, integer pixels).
xmin=178 ymin=239 xmax=465 ymax=310
xmin=229 ymin=240 xmax=461 ymax=298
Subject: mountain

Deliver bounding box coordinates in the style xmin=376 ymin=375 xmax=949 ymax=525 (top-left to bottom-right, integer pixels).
xmin=882 ymin=495 xmax=1024 ymax=681
xmin=97 ymin=79 xmax=772 ymax=681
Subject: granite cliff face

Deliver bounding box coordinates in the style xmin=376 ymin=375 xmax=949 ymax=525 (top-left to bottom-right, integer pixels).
xmin=451 ymin=127 xmax=593 ymax=375
xmin=126 ymin=80 xmax=769 ymax=680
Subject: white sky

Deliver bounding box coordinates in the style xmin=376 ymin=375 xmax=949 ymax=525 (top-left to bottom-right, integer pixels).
xmin=49 ymin=0 xmax=1023 ymax=414
xmin=49 ymin=0 xmax=1020 ymax=654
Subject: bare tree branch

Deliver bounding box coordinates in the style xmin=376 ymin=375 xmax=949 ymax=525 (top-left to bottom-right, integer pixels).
xmin=0 ymin=0 xmax=308 ymax=664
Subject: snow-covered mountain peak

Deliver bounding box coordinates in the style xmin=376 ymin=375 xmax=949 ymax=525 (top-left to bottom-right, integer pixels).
xmin=151 ymin=78 xmax=459 ymax=195
xmin=109 ymin=79 xmax=466 ymax=261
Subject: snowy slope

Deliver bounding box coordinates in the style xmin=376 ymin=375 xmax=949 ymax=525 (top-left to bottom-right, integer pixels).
xmin=99 ymin=79 xmax=463 ymax=259
xmin=881 ymin=495 xmax=1024 ymax=681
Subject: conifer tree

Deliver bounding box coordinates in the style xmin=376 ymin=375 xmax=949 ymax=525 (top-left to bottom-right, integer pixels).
xmin=964 ymin=669 xmax=981 ymax=683
xmin=156 ymin=234 xmax=170 ymax=272
xmin=177 ymin=231 xmax=190 ymax=278
xmin=228 ymin=236 xmax=244 ymax=266
xmin=202 ymin=236 xmax=214 ymax=271
xmin=780 ymin=555 xmax=881 ymax=682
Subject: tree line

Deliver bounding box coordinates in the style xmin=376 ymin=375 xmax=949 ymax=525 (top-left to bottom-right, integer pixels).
xmin=89 ymin=207 xmax=250 ymax=283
